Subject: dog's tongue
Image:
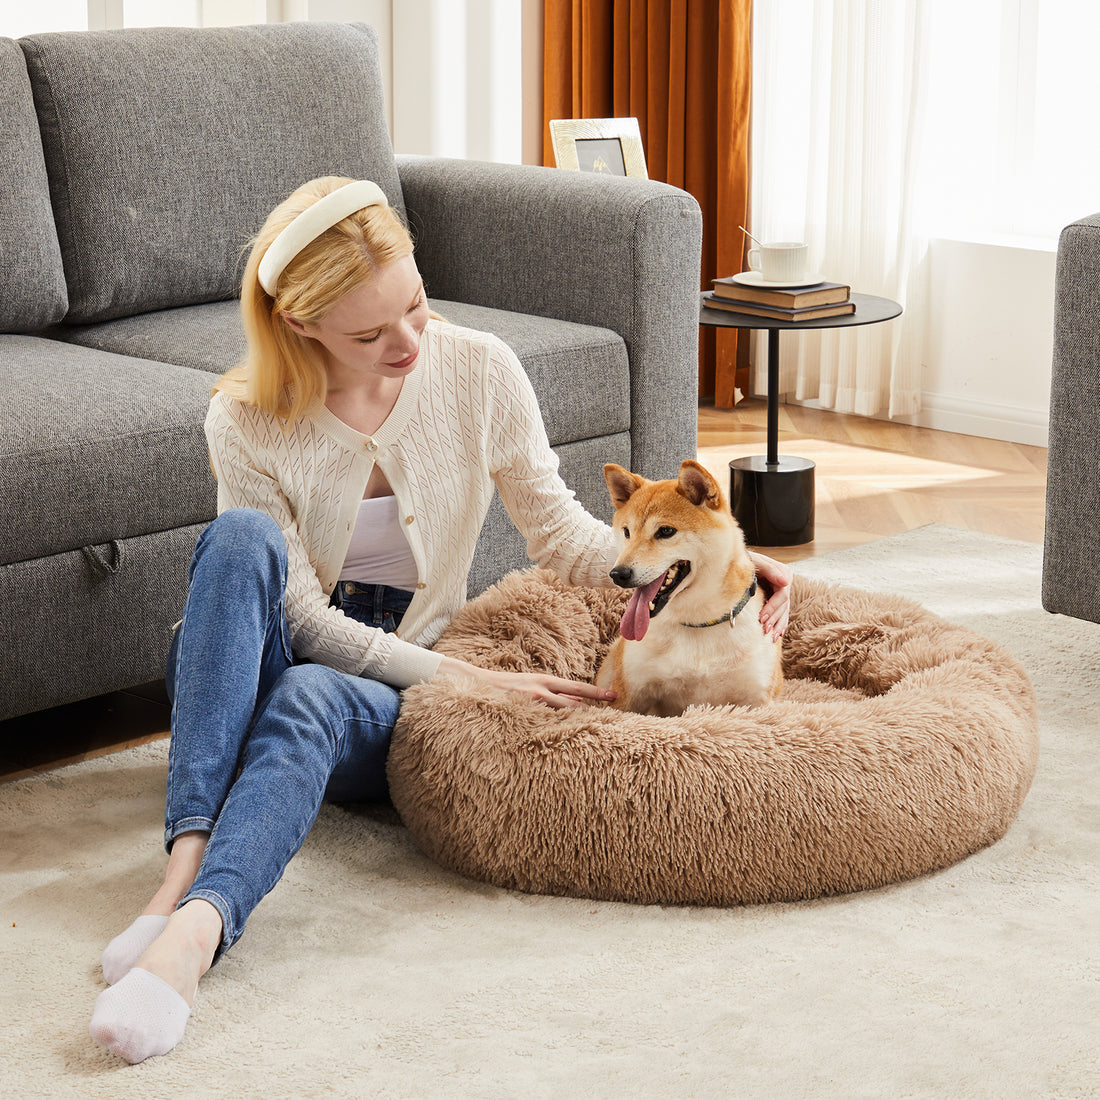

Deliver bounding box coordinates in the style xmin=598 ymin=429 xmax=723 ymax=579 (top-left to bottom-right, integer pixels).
xmin=620 ymin=572 xmax=668 ymax=641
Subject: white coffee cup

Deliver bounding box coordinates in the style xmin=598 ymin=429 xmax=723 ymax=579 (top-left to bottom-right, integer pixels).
xmin=748 ymin=241 xmax=810 ymax=283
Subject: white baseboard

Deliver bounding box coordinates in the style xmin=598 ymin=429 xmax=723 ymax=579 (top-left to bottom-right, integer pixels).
xmin=889 ymin=392 xmax=1050 ymax=448
xmin=784 ymin=393 xmax=1050 ymax=448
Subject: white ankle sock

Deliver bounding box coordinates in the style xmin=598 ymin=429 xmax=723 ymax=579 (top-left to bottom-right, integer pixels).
xmin=89 ymin=967 xmax=191 ymax=1064
xmin=101 ymin=914 xmax=170 ymax=985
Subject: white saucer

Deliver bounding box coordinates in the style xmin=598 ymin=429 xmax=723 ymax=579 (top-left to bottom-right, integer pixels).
xmin=732 ymin=271 xmax=826 ymax=289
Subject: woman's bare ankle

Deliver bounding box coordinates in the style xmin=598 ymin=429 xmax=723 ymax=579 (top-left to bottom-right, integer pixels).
xmin=142 ymin=831 xmax=209 ymax=917
xmin=142 ymin=884 xmax=187 ymax=917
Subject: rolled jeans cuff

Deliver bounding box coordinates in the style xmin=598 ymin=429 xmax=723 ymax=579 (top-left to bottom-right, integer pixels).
xmin=179 ymin=887 xmax=236 ymax=962
xmin=164 ymin=816 xmax=216 ymax=853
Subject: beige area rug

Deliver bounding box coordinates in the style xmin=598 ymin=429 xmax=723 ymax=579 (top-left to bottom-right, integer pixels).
xmin=1 ymin=525 xmax=1097 ymax=1099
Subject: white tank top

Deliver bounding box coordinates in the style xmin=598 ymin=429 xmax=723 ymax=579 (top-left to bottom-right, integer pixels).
xmin=339 ymin=495 xmax=419 ymax=590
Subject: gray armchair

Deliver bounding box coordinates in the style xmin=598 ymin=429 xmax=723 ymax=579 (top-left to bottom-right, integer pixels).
xmin=1043 ymin=213 xmax=1100 ymax=623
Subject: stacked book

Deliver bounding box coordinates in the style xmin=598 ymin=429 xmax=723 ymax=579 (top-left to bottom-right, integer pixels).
xmin=703 ymin=276 xmax=854 ymax=321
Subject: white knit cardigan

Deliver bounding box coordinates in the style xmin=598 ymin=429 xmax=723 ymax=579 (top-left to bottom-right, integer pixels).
xmin=205 ymin=318 xmax=619 ymax=688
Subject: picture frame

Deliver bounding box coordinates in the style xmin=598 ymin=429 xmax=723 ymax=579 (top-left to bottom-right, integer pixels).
xmin=549 ymin=117 xmax=649 ymax=179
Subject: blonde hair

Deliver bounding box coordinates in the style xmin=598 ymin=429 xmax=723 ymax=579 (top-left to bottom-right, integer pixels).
xmin=216 ymin=176 xmax=415 ymax=421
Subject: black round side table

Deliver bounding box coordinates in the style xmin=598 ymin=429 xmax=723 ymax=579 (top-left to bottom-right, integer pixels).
xmin=700 ymin=291 xmax=903 ymax=546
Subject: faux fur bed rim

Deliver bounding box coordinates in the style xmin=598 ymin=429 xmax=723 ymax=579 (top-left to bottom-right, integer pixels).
xmin=389 ymin=568 xmax=1039 ymax=906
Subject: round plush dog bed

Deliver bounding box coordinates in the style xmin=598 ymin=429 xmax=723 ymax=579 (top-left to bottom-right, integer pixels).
xmin=388 ymin=569 xmax=1039 ymax=905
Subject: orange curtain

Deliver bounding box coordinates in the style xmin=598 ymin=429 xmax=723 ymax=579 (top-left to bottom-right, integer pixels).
xmin=543 ymin=0 xmax=752 ymax=406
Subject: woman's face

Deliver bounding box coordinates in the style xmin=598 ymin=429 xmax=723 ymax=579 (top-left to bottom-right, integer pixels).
xmin=283 ymin=253 xmax=429 ymax=384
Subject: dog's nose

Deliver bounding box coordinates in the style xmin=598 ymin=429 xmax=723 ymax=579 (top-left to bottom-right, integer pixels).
xmin=609 ymin=565 xmax=635 ymax=588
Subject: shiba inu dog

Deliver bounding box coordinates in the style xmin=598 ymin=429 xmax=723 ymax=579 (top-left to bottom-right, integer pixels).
xmin=595 ymin=459 xmax=783 ymax=716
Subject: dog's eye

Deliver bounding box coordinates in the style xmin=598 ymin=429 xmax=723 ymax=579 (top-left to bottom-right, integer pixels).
xmin=655 ymin=526 xmax=677 ymax=539
xmin=622 ymin=526 xmax=630 ymax=539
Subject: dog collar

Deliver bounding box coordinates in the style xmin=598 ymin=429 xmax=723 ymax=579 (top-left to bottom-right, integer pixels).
xmin=683 ymin=576 xmax=757 ymax=629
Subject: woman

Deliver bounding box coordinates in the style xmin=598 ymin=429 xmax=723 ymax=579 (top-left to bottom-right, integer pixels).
xmin=90 ymin=177 xmax=791 ymax=1063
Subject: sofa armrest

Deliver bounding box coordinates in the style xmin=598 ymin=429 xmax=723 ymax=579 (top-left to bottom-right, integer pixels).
xmin=1043 ymin=213 xmax=1100 ymax=622
xmin=396 ymin=155 xmax=702 ymax=483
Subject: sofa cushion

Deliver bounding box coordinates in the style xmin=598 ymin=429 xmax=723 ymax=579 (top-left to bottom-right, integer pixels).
xmin=58 ymin=301 xmax=247 ymax=375
xmin=57 ymin=299 xmax=631 ymax=447
xmin=0 ymin=336 xmax=216 ymax=566
xmin=419 ymin=301 xmax=630 ymax=447
xmin=20 ymin=21 xmax=403 ymax=325
xmin=0 ymin=38 xmax=66 ymax=331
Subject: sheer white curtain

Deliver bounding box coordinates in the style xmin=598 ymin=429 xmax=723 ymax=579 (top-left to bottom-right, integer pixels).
xmin=750 ymin=0 xmax=929 ymax=417
xmin=920 ymin=0 xmax=1100 ymax=246
xmin=391 ymin=0 xmax=524 ymax=162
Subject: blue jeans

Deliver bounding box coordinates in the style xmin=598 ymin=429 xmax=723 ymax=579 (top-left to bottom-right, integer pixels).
xmin=164 ymin=508 xmax=412 ymax=958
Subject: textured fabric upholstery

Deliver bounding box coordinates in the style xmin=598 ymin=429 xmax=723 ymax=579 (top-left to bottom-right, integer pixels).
xmin=0 ymin=38 xmax=66 ymax=330
xmin=59 ymin=298 xmax=631 ymax=448
xmin=397 ymin=156 xmax=702 ymax=483
xmin=20 ymin=22 xmax=402 ymax=324
xmin=56 ymin=301 xmax=248 ymax=374
xmin=0 ymin=337 xmax=216 ymax=566
xmin=1043 ymin=213 xmax=1100 ymax=623
xmin=427 ymin=301 xmax=629 ymax=447
xmin=0 ymin=525 xmax=205 ymax=721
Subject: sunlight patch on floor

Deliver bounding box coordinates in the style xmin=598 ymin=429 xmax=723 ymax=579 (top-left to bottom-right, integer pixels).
xmin=697 ymin=438 xmax=1001 ymax=494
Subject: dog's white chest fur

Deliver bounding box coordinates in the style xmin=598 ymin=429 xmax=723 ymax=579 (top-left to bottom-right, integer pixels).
xmin=614 ymin=608 xmax=776 ymax=716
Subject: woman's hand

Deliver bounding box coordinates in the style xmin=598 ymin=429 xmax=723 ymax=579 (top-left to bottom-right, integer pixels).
xmin=434 ymin=657 xmax=616 ymax=710
xmin=486 ymin=669 xmax=617 ymax=709
xmin=748 ymin=551 xmax=792 ymax=640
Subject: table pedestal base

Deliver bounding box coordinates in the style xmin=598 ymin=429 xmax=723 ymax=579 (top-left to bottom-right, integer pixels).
xmin=730 ymin=456 xmax=815 ymax=546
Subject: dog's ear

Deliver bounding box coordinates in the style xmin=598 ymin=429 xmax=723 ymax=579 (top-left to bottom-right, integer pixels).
xmin=677 ymin=460 xmax=722 ymax=509
xmin=604 ymin=464 xmax=645 ymax=510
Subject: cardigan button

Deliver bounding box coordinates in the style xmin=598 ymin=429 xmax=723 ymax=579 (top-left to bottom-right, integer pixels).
xmin=404 ymin=515 xmax=414 ymax=525
xmin=366 ymin=440 xmax=377 ymax=452
xmin=416 ymin=582 xmax=426 ymax=590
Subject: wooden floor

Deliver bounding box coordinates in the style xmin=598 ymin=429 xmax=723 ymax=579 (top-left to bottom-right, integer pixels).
xmin=699 ymin=400 xmax=1047 ymax=563
xmin=0 ymin=400 xmax=1047 ymax=782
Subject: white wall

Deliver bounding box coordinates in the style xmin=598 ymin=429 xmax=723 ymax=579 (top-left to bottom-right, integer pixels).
xmin=898 ymin=238 xmax=1057 ymax=448
xmin=789 ymin=239 xmax=1058 ymax=447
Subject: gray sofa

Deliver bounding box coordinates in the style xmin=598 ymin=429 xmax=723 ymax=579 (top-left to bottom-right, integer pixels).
xmin=0 ymin=21 xmax=702 ymax=723
xmin=1043 ymin=214 xmax=1100 ymax=624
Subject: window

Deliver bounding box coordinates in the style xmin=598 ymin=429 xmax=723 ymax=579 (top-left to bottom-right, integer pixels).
xmin=922 ymin=0 xmax=1100 ymax=246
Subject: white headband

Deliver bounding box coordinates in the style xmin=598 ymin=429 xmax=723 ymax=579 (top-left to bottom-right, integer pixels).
xmin=258 ymin=179 xmax=389 ymax=296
